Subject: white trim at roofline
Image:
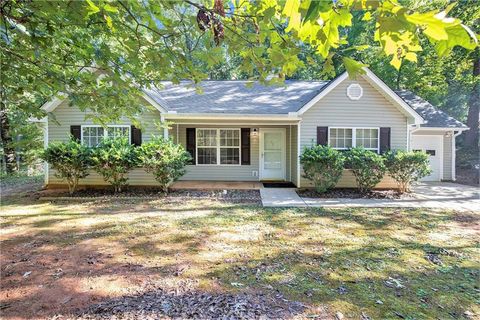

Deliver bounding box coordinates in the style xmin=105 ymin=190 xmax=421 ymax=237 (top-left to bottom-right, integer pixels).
xmin=164 ymin=113 xmax=302 ymax=121
xmin=40 ymin=93 xmax=167 ymax=114
xmin=297 ymin=67 xmax=424 ymax=125
xmin=412 ymin=127 xmax=470 ymax=131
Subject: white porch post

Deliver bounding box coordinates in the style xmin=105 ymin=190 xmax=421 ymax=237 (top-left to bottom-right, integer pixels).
xmin=297 ymin=121 xmax=301 ymax=188
xmin=161 ymin=115 xmax=169 ymax=139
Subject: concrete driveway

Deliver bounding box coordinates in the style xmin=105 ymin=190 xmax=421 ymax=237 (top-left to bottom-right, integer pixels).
xmin=261 ymin=182 xmax=479 ymax=212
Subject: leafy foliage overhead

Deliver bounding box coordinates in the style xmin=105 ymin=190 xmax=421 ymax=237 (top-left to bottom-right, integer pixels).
xmin=0 ymin=0 xmax=478 ymax=122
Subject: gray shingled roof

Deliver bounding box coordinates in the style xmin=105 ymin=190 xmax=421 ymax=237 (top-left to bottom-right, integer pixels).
xmin=143 ymin=80 xmax=466 ymax=129
xmin=144 ymin=80 xmax=329 ymax=114
xmin=395 ymin=90 xmax=467 ymax=128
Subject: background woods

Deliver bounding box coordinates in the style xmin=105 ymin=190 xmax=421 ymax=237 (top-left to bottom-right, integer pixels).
xmin=1 ymin=0 xmax=478 ymax=174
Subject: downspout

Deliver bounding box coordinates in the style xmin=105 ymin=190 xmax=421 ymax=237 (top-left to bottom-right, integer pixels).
xmin=452 ymin=130 xmax=463 ymax=181
xmin=407 ymin=124 xmax=421 ymax=151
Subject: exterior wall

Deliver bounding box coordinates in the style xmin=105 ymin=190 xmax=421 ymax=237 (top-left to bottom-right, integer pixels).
xmin=443 ymin=135 xmax=453 ymax=180
xmin=169 ymin=122 xmax=296 ymax=182
xmin=412 ymin=130 xmax=453 ymax=181
xmin=299 ymin=77 xmax=409 ymax=188
xmin=47 ymin=100 xmax=163 ymax=186
xmin=290 ymin=125 xmax=299 ymax=186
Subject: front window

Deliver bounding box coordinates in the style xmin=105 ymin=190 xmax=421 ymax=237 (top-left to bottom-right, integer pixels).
xmin=81 ymin=125 xmax=130 ymax=147
xmin=196 ymin=128 xmax=240 ymax=165
xmin=329 ymin=127 xmax=379 ymax=152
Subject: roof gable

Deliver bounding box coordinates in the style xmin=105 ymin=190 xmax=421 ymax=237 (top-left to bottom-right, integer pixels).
xmin=297 ymin=68 xmax=424 ymax=124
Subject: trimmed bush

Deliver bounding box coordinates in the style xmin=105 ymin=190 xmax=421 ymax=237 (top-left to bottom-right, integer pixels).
xmin=138 ymin=138 xmax=191 ymax=193
xmin=42 ymin=139 xmax=90 ymax=194
xmin=91 ymin=138 xmax=138 ymax=193
xmin=345 ymin=147 xmax=386 ymax=193
xmin=384 ymin=150 xmax=431 ymax=193
xmin=300 ymin=145 xmax=344 ymax=193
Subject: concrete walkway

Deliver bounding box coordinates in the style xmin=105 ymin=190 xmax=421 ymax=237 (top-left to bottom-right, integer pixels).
xmin=260 ymin=188 xmax=307 ymax=207
xmin=261 ymin=182 xmax=479 ymax=212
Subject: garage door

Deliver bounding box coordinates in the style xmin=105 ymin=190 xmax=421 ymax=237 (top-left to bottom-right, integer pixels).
xmin=411 ymin=135 xmax=443 ymax=181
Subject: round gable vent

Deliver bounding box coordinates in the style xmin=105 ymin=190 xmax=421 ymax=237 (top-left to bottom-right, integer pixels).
xmin=347 ymin=83 xmax=363 ymax=100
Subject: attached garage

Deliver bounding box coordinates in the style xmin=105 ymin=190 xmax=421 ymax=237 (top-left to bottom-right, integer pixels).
xmin=411 ymin=135 xmax=443 ymax=181
xmin=397 ymin=90 xmax=469 ymax=182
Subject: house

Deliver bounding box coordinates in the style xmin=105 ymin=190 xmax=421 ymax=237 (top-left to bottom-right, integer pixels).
xmin=41 ymin=68 xmax=469 ymax=188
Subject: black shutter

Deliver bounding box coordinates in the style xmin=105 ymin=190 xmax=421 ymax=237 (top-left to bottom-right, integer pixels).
xmin=379 ymin=127 xmax=391 ymax=153
xmin=317 ymin=126 xmax=328 ymax=145
xmin=241 ymin=128 xmax=251 ymax=165
xmin=70 ymin=125 xmax=81 ymax=141
xmin=186 ymin=128 xmax=196 ymax=165
xmin=131 ymin=125 xmax=142 ymax=146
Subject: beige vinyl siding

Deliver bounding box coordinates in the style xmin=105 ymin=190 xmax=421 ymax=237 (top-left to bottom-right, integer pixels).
xmin=443 ymin=135 xmax=453 ymax=180
xmin=299 ymin=77 xmax=408 ymax=188
xmin=290 ymin=125 xmax=299 ymax=186
xmin=173 ymin=124 xmax=294 ymax=182
xmin=47 ymin=100 xmax=162 ymax=186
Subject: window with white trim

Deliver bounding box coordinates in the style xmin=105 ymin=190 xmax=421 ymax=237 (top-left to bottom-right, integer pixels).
xmin=329 ymin=127 xmax=379 ymax=152
xmin=81 ymin=125 xmax=130 ymax=147
xmin=196 ymin=128 xmax=240 ymax=165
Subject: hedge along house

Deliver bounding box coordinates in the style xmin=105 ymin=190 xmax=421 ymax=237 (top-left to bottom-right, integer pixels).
xmin=41 ymin=68 xmax=468 ymax=188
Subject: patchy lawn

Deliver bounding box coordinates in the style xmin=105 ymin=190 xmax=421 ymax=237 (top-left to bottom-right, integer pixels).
xmin=1 ymin=189 xmax=479 ymax=319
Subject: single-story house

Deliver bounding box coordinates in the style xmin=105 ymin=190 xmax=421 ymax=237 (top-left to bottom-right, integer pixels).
xmin=40 ymin=68 xmax=469 ymax=188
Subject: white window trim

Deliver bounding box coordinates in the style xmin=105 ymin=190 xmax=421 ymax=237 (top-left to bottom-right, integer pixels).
xmin=195 ymin=128 xmax=241 ymax=166
xmin=329 ymin=127 xmax=380 ymax=153
xmin=80 ymin=125 xmax=131 ymax=146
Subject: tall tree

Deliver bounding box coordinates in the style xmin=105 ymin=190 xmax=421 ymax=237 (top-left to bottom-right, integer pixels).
xmin=1 ymin=0 xmax=478 ymax=172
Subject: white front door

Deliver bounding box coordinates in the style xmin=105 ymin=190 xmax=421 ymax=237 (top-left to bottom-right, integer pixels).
xmin=411 ymin=135 xmax=443 ymax=181
xmin=260 ymin=128 xmax=286 ymax=180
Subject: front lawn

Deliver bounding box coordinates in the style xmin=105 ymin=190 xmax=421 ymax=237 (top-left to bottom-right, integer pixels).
xmin=1 ymin=193 xmax=478 ymax=319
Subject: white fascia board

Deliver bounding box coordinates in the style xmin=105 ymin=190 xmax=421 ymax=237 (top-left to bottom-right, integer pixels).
xmin=413 ymin=127 xmax=470 ymax=132
xmin=163 ymin=113 xmax=301 ymax=121
xmin=141 ymin=93 xmax=168 ymax=113
xmin=362 ymin=68 xmax=424 ymax=124
xmin=297 ymin=72 xmax=348 ymax=115
xmin=28 ymin=116 xmax=48 ymax=123
xmin=40 ymin=95 xmax=66 ymax=112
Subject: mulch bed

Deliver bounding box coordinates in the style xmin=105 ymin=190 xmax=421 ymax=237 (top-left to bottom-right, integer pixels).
xmin=40 ymin=188 xmax=262 ymax=204
xmin=297 ymin=188 xmax=414 ymax=199
xmin=55 ymin=279 xmax=305 ymax=320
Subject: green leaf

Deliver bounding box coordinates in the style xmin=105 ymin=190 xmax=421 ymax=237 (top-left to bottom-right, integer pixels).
xmin=362 ymin=11 xmax=372 ymax=21
xmin=434 ymin=24 xmax=478 ymax=56
xmin=85 ymin=0 xmax=100 ymax=15
xmin=342 ymin=57 xmax=367 ymax=79
xmin=103 ymin=4 xmax=119 ymax=13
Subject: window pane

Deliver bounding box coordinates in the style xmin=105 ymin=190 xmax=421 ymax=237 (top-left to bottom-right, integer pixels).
xmin=220 ymin=148 xmax=239 ymax=164
xmin=108 ymin=127 xmax=129 ymax=139
xmin=345 ymin=129 xmax=352 ymax=139
xmin=197 ymin=129 xmax=217 ymax=147
xmin=82 ymin=127 xmax=104 ymax=147
xmin=198 ymin=148 xmax=217 ymax=164
xmin=355 ymin=129 xmax=378 ymax=150
xmin=220 ymin=129 xmax=239 ymax=147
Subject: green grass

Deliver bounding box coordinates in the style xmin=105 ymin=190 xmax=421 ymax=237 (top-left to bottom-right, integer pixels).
xmin=1 ymin=198 xmax=479 ymax=319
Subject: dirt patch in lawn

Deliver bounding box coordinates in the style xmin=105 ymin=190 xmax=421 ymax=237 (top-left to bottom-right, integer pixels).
xmin=39 ymin=188 xmax=262 ymax=204
xmin=297 ymin=188 xmax=415 ymax=199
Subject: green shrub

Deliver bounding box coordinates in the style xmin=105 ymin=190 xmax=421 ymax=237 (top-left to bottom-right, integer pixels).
xmin=138 ymin=138 xmax=191 ymax=193
xmin=300 ymin=145 xmax=344 ymax=193
xmin=345 ymin=147 xmax=386 ymax=193
xmin=384 ymin=150 xmax=431 ymax=193
xmin=42 ymin=139 xmax=91 ymax=194
xmin=91 ymin=138 xmax=138 ymax=193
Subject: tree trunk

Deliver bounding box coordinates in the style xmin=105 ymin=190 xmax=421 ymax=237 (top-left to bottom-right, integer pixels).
xmin=465 ymin=48 xmax=480 ymax=151
xmin=0 ymin=90 xmax=17 ymax=174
